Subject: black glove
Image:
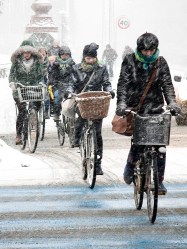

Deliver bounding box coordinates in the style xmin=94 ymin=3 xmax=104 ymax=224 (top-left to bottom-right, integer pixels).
xmin=169 ymin=102 xmax=181 ymax=115
xmin=116 ymin=103 xmax=127 ymax=116
xmin=110 ymin=90 xmax=115 ymax=99
xmin=64 ymin=91 xmax=72 ymax=99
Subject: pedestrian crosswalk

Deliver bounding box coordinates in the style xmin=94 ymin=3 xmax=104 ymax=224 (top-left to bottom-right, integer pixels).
xmin=0 ymin=185 xmax=186 ymax=248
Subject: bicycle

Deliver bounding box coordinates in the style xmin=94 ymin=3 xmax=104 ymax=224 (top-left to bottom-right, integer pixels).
xmin=124 ymin=108 xmax=174 ymax=223
xmin=76 ymin=91 xmax=111 ymax=189
xmin=16 ymin=83 xmax=46 ymax=153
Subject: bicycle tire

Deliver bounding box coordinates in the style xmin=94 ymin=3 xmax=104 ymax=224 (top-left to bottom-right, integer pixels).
xmin=28 ymin=108 xmax=39 ymax=153
xmin=20 ymin=116 xmax=27 ymax=150
xmin=80 ymin=131 xmax=87 ymax=180
xmin=146 ymin=155 xmax=158 ymax=224
xmin=87 ymin=127 xmax=97 ymax=189
xmin=38 ymin=104 xmax=45 ymax=141
xmin=57 ymin=122 xmax=65 ymax=146
xmin=133 ymin=164 xmax=145 ymax=210
xmin=68 ymin=118 xmax=75 ymax=148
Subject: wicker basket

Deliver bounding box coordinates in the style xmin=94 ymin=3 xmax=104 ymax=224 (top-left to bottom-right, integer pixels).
xmin=76 ymin=91 xmax=111 ymax=120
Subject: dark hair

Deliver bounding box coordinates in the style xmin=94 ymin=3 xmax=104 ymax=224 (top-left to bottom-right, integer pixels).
xmin=137 ymin=33 xmax=159 ymax=51
xmin=83 ymin=43 xmax=99 ymax=58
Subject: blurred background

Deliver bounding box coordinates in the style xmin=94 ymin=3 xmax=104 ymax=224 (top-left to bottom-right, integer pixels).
xmin=0 ymin=0 xmax=186 ymax=71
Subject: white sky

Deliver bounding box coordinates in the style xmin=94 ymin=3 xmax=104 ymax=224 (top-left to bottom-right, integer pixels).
xmin=0 ymin=0 xmax=187 ymax=70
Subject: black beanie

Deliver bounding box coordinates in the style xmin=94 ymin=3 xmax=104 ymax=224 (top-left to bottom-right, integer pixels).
xmin=83 ymin=43 xmax=99 ymax=57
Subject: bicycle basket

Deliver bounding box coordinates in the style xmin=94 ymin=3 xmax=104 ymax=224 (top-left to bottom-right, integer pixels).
xmin=76 ymin=91 xmax=111 ymax=120
xmin=17 ymin=85 xmax=46 ymax=102
xmin=133 ymin=113 xmax=171 ymax=145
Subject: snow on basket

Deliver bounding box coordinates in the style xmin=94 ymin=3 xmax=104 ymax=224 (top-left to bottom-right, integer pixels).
xmin=76 ymin=91 xmax=111 ymax=120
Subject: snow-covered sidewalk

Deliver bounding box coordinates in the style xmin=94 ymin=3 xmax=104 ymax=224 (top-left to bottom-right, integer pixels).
xmin=0 ymin=138 xmax=187 ymax=186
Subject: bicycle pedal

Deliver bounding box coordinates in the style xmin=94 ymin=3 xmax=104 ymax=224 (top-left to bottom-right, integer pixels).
xmin=158 ymin=191 xmax=166 ymax=196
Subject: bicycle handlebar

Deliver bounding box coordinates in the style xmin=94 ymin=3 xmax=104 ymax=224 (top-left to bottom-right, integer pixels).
xmin=123 ymin=107 xmax=180 ymax=117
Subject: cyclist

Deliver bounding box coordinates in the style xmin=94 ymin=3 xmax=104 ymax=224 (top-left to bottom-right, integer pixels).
xmin=48 ymin=45 xmax=75 ymax=121
xmin=102 ymin=44 xmax=118 ymax=78
xmin=116 ymin=32 xmax=181 ymax=194
xmin=9 ymin=40 xmax=43 ymax=145
xmin=70 ymin=42 xmax=115 ymax=175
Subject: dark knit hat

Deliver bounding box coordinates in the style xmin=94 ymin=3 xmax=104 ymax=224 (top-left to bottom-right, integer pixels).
xmin=20 ymin=40 xmax=34 ymax=47
xmin=83 ymin=43 xmax=99 ymax=57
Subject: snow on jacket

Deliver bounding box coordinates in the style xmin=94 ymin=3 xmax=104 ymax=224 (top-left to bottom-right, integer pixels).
xmin=48 ymin=57 xmax=75 ymax=92
xmin=9 ymin=45 xmax=43 ymax=86
xmin=71 ymin=63 xmax=112 ymax=94
xmin=117 ymin=53 xmax=177 ymax=114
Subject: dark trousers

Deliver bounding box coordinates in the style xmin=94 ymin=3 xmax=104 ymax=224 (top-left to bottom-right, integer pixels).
xmin=126 ymin=144 xmax=166 ymax=182
xmin=14 ymin=98 xmax=41 ymax=136
xmin=74 ymin=116 xmax=103 ymax=159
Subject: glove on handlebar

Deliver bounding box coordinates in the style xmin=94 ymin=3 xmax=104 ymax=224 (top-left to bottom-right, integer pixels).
xmin=169 ymin=102 xmax=181 ymax=115
xmin=116 ymin=103 xmax=127 ymax=116
xmin=9 ymin=82 xmax=16 ymax=91
xmin=110 ymin=90 xmax=115 ymax=99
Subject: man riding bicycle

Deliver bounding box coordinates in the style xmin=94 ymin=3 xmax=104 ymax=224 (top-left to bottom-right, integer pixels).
xmin=116 ymin=33 xmax=181 ymax=194
xmin=9 ymin=40 xmax=43 ymax=145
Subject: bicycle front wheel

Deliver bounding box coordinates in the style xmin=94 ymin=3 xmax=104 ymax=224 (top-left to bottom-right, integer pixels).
xmin=87 ymin=128 xmax=97 ymax=189
xmin=28 ymin=108 xmax=39 ymax=153
xmin=38 ymin=104 xmax=45 ymax=141
xmin=146 ymin=155 xmax=158 ymax=224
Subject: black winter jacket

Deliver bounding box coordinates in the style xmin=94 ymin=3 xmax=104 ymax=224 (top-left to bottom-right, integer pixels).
xmin=117 ymin=53 xmax=176 ymax=114
xmin=48 ymin=58 xmax=75 ymax=92
xmin=72 ymin=63 xmax=112 ymax=93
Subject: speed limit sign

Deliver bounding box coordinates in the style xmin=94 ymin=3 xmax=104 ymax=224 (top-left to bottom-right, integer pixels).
xmin=118 ymin=16 xmax=130 ymax=29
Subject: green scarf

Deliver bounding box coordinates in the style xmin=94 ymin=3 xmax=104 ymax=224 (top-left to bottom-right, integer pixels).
xmin=81 ymin=59 xmax=99 ymax=72
xmin=135 ymin=48 xmax=159 ymax=70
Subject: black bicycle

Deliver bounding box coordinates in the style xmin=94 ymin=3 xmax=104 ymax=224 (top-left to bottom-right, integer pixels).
xmin=16 ymin=83 xmax=46 ymax=153
xmin=126 ymin=109 xmax=173 ymax=223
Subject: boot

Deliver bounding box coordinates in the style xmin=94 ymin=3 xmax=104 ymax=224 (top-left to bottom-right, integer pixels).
xmin=123 ymin=163 xmax=134 ymax=185
xmin=95 ymin=160 xmax=103 ymax=175
xmin=15 ymin=135 xmax=22 ymax=145
xmin=158 ymin=182 xmax=167 ymax=195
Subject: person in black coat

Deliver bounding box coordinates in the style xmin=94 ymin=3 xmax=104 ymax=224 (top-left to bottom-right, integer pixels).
xmin=116 ymin=32 xmax=181 ymax=194
xmin=71 ymin=43 xmax=115 ymax=175
xmin=48 ymin=46 xmax=75 ymax=120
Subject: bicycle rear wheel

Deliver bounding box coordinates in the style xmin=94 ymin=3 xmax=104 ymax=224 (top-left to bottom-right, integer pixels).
xmin=28 ymin=108 xmax=39 ymax=153
xmin=38 ymin=104 xmax=45 ymax=141
xmin=133 ymin=164 xmax=145 ymax=210
xmin=57 ymin=121 xmax=65 ymax=146
xmin=87 ymin=128 xmax=97 ymax=189
xmin=146 ymin=155 xmax=158 ymax=224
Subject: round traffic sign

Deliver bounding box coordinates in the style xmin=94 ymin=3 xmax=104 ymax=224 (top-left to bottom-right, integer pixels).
xmin=118 ymin=16 xmax=130 ymax=29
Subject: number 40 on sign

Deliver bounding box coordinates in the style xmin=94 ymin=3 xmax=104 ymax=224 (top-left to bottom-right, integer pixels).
xmin=118 ymin=16 xmax=130 ymax=29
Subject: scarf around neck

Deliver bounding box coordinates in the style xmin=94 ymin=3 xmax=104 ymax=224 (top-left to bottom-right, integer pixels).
xmin=135 ymin=48 xmax=159 ymax=70
xmin=81 ymin=60 xmax=99 ymax=72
